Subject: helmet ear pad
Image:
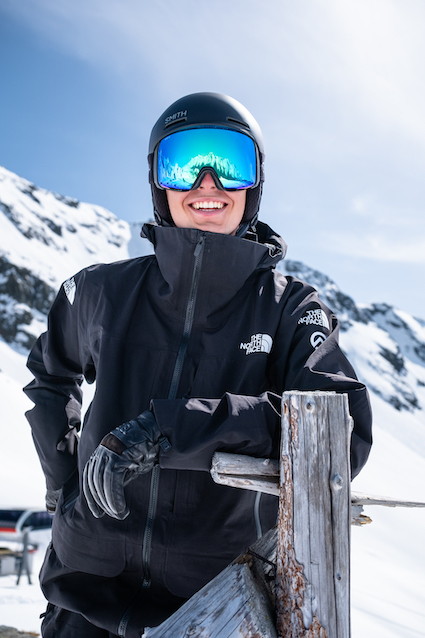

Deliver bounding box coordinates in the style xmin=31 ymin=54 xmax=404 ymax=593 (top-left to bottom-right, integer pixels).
xmin=151 ymin=183 xmax=173 ymax=225
xmin=148 ymin=152 xmax=173 ymax=224
xmin=244 ymin=182 xmax=262 ymax=223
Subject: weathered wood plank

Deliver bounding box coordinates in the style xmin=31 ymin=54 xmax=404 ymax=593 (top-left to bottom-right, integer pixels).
xmin=327 ymin=393 xmax=353 ymax=637
xmin=212 ymin=456 xmax=361 ymax=529
xmin=350 ymin=493 xmax=425 ymax=507
xmin=350 ymin=504 xmax=372 ymax=527
xmin=142 ymin=529 xmax=278 ymax=638
xmin=275 ymin=391 xmax=351 ymax=638
xmin=211 ymin=453 xmax=280 ymax=496
xmin=240 ymin=527 xmax=278 ymax=610
xmin=211 ymin=454 xmax=280 ymax=478
xmin=211 ymin=454 xmax=425 ymax=517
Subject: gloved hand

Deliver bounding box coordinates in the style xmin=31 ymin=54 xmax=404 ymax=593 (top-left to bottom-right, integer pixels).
xmin=45 ymin=488 xmax=61 ymax=514
xmin=83 ymin=411 xmax=170 ymax=520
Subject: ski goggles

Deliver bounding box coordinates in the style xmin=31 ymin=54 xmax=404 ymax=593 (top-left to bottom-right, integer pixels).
xmin=153 ymin=127 xmax=260 ymax=191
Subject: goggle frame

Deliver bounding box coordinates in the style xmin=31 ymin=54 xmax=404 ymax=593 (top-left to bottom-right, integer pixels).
xmin=153 ymin=126 xmax=261 ymax=192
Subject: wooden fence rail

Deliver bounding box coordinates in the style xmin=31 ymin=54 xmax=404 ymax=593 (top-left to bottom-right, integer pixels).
xmin=211 ymin=456 xmax=425 ymax=527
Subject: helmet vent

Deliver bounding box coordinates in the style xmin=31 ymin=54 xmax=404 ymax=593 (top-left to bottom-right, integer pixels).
xmin=227 ymin=116 xmax=250 ymax=129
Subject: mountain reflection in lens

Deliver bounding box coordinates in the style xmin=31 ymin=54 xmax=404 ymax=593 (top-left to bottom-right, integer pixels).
xmin=157 ymin=128 xmax=257 ymax=191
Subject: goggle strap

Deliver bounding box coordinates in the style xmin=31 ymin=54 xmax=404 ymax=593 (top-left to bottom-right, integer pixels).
xmin=259 ymin=152 xmax=265 ymax=182
xmin=147 ymin=153 xmax=154 ymax=185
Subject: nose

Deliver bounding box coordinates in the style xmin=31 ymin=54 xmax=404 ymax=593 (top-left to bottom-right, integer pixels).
xmin=197 ymin=171 xmax=218 ymax=190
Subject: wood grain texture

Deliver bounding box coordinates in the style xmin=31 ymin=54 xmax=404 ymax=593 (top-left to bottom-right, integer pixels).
xmin=275 ymin=391 xmax=351 ymax=638
xmin=142 ymin=530 xmax=278 ymax=638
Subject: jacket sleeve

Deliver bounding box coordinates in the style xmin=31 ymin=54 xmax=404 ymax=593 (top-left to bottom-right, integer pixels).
xmin=24 ymin=273 xmax=93 ymax=491
xmin=268 ymin=280 xmax=372 ymax=478
xmin=153 ymin=392 xmax=282 ymax=472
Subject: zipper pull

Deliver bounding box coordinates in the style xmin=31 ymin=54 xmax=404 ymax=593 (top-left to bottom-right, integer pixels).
xmin=194 ymin=233 xmax=206 ymax=257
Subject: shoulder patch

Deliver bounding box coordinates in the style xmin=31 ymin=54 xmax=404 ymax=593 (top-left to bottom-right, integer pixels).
xmin=298 ymin=308 xmax=329 ymax=330
xmin=63 ymin=277 xmax=76 ymax=305
xmin=310 ymin=331 xmax=327 ymax=349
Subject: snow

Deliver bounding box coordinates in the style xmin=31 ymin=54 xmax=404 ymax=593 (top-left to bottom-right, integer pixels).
xmin=0 ymin=340 xmax=46 ymax=510
xmin=0 ymin=165 xmax=131 ymax=290
xmin=1 ymin=164 xmax=425 ymax=636
xmin=0 ymin=529 xmax=51 ymax=632
xmin=352 ymin=510 xmax=425 ymax=638
xmin=350 ymin=398 xmax=425 ymax=637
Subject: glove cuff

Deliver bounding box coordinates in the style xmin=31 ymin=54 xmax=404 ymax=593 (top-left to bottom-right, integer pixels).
xmin=105 ymin=410 xmax=169 ymax=450
xmin=101 ymin=433 xmax=127 ymax=455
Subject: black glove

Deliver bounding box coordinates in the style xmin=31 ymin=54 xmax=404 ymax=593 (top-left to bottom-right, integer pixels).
xmin=45 ymin=488 xmax=61 ymax=514
xmin=83 ymin=411 xmax=171 ymax=520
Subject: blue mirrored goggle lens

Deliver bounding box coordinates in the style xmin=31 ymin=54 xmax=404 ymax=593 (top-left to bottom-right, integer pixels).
xmin=156 ymin=128 xmax=257 ymax=191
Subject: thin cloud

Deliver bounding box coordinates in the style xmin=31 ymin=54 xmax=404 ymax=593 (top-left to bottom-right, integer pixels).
xmin=326 ymin=230 xmax=425 ymax=264
xmin=323 ymin=0 xmax=425 ymax=142
xmin=3 ymin=0 xmax=425 ymax=136
xmin=350 ymin=196 xmax=425 ymax=226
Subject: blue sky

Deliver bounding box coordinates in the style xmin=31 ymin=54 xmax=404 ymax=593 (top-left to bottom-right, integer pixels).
xmin=1 ymin=0 xmax=425 ymax=318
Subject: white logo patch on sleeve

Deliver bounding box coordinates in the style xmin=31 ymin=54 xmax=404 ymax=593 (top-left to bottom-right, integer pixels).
xmin=63 ymin=277 xmax=76 ymax=305
xmin=298 ymin=308 xmax=330 ymax=330
xmin=240 ymin=333 xmax=273 ymax=355
xmin=310 ymin=331 xmax=327 ymax=349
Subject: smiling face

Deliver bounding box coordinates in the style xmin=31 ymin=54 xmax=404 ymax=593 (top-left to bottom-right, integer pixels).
xmin=166 ymin=171 xmax=246 ymax=235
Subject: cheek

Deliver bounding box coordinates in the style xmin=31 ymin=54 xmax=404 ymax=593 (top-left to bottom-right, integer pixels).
xmin=232 ymin=192 xmax=246 ymax=216
xmin=166 ymin=191 xmax=187 ymax=219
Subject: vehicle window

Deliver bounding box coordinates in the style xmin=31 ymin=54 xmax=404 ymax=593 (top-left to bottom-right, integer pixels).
xmin=23 ymin=511 xmax=53 ymax=529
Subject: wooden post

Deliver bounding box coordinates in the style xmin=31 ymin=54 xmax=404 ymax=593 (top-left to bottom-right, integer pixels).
xmin=275 ymin=391 xmax=352 ymax=638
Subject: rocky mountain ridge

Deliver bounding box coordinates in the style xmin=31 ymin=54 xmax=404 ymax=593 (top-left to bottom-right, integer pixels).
xmin=279 ymin=260 xmax=425 ymax=415
xmin=0 ymin=165 xmax=130 ymax=351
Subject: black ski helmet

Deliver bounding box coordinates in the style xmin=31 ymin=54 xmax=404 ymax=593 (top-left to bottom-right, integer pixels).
xmin=148 ymin=92 xmax=265 ymax=226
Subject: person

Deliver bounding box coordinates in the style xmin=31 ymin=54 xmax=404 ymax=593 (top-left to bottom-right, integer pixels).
xmin=24 ymin=92 xmax=372 ymax=638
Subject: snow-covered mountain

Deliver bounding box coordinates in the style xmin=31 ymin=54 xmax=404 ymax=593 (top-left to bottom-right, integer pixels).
xmin=0 ymin=165 xmax=424 ymax=637
xmin=0 ymin=165 xmax=132 ymax=352
xmin=280 ymin=260 xmax=425 ymax=416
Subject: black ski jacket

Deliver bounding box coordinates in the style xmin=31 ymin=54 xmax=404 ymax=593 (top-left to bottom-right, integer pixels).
xmin=25 ymin=221 xmax=372 ymax=600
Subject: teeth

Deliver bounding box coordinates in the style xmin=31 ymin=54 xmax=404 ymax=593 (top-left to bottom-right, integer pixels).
xmin=192 ymin=201 xmax=224 ymax=210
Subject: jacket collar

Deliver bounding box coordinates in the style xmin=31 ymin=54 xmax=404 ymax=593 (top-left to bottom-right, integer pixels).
xmin=141 ymin=221 xmax=286 ymax=318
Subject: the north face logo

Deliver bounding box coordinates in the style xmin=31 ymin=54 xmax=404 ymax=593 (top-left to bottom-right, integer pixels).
xmin=63 ymin=277 xmax=76 ymax=305
xmin=240 ymin=334 xmax=273 ymax=355
xmin=298 ymin=308 xmax=330 ymax=330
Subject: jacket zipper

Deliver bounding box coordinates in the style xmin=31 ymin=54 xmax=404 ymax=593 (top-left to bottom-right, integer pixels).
xmin=119 ymin=234 xmax=206 ymax=634
xmin=117 ymin=606 xmax=133 ymax=637
xmin=140 ymin=233 xmax=206 ymax=590
xmin=140 ymin=464 xmax=161 ymax=589
xmin=168 ymin=233 xmax=206 ymax=400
